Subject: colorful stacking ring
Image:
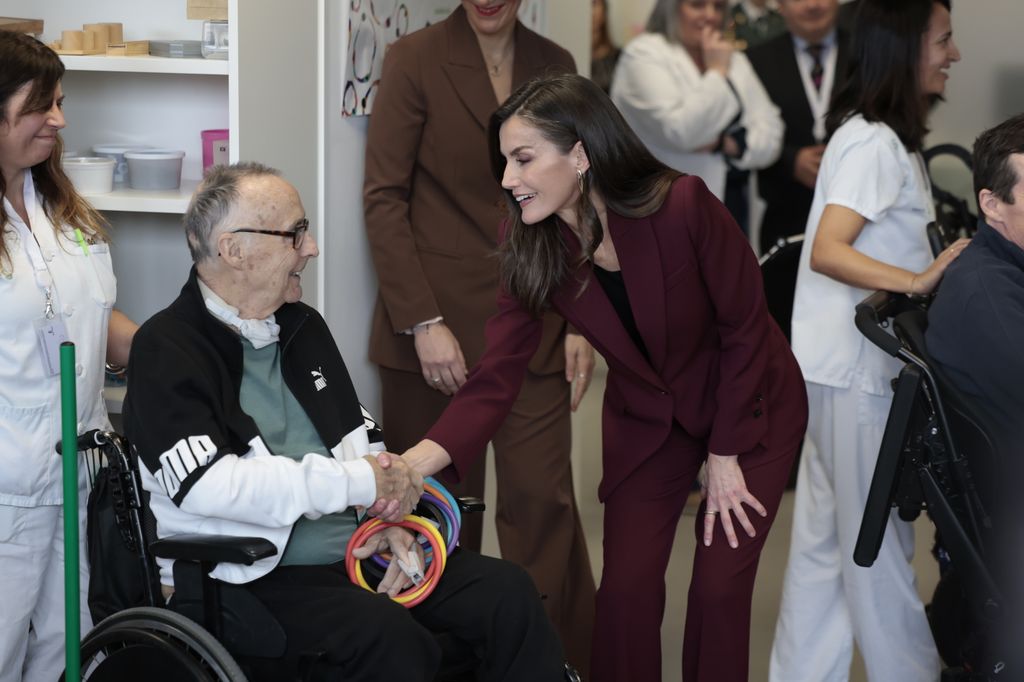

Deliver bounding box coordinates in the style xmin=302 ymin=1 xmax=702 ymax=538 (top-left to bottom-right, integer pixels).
xmin=345 ymin=477 xmax=460 ymax=608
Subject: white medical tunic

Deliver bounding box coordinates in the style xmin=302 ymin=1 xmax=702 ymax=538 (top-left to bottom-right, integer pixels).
xmin=0 ymin=172 xmax=115 ymax=507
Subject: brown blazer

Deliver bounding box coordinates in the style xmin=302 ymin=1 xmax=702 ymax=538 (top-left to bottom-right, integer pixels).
xmin=363 ymin=6 xmax=575 ymax=375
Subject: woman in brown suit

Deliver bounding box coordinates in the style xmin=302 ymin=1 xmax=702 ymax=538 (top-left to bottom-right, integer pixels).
xmin=362 ymin=1 xmax=595 ymax=672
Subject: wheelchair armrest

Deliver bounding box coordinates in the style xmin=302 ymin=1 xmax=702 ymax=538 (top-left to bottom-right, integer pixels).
xmin=457 ymin=496 xmax=486 ymax=513
xmin=150 ymin=534 xmax=277 ymax=566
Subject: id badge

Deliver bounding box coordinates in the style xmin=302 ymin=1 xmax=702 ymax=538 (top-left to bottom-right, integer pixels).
xmin=34 ymin=316 xmax=70 ymax=376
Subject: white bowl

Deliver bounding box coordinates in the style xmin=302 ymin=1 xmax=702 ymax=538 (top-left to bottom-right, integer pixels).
xmin=62 ymin=157 xmax=116 ymax=195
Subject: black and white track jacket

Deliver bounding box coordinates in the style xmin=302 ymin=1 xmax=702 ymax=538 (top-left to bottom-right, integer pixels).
xmin=124 ymin=268 xmax=385 ymax=585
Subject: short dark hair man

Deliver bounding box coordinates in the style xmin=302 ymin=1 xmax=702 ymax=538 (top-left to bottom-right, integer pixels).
xmin=926 ymin=113 xmax=1024 ymax=452
xmin=747 ymin=0 xmax=848 ymax=255
xmin=123 ymin=162 xmax=565 ymax=680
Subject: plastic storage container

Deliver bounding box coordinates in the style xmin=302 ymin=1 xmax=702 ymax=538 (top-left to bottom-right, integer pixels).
xmin=62 ymin=157 xmax=116 ymax=195
xmin=201 ymin=129 xmax=229 ymax=171
xmin=201 ymin=20 xmax=228 ymax=60
xmin=124 ymin=150 xmax=186 ymax=190
xmin=92 ymin=144 xmax=154 ymax=184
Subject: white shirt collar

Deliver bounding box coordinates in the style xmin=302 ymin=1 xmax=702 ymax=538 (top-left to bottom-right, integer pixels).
xmin=791 ymin=29 xmax=838 ymax=55
xmin=2 ymin=170 xmax=37 ymax=230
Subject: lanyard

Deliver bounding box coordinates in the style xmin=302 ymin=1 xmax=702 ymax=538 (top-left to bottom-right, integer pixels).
xmin=5 ymin=180 xmax=58 ymax=317
xmin=796 ymin=41 xmax=838 ymax=143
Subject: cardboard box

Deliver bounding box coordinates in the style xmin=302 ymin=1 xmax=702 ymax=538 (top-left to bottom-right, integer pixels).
xmin=0 ymin=17 xmax=45 ymax=34
xmin=186 ymin=0 xmax=227 ymax=21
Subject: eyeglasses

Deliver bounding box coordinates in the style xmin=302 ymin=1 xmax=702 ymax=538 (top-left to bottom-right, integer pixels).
xmin=230 ymin=218 xmax=309 ymax=249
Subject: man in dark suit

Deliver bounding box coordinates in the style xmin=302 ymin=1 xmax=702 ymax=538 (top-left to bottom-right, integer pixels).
xmin=748 ymin=0 xmax=847 ymax=255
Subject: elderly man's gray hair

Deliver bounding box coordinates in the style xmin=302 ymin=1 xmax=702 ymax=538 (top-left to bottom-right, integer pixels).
xmin=183 ymin=161 xmax=281 ymax=263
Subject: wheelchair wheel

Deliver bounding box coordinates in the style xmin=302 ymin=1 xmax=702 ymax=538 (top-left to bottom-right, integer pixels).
xmin=65 ymin=606 xmax=247 ymax=682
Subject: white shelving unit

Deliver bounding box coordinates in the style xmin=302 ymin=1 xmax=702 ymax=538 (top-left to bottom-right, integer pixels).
xmin=19 ymin=0 xmax=322 ymax=412
xmin=83 ymin=180 xmax=200 ymax=214
xmin=61 ymin=54 xmax=227 ymax=76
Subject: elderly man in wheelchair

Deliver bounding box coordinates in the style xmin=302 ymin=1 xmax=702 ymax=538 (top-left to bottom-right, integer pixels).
xmin=854 ymin=114 xmax=1024 ymax=682
xmin=114 ymin=161 xmax=570 ymax=681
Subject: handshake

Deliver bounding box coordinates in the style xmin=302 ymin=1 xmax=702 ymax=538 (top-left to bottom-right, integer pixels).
xmin=363 ymin=452 xmax=424 ymax=522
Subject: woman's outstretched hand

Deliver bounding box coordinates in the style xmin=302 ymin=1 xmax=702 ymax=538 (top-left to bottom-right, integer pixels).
xmin=700 ymin=453 xmax=767 ymax=549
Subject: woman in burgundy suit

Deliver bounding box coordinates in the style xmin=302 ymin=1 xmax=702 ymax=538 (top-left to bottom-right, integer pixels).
xmin=402 ymin=73 xmax=808 ymax=682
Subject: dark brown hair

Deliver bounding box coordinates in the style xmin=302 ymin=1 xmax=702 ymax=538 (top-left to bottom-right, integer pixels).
xmin=826 ymin=0 xmax=952 ymax=151
xmin=488 ymin=73 xmax=680 ymax=316
xmin=0 ymin=31 xmax=106 ymax=273
xmin=972 ymin=113 xmax=1024 ymax=206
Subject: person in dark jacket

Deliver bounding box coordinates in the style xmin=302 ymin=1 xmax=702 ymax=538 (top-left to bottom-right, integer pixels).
xmin=927 ymin=113 xmax=1024 ymax=455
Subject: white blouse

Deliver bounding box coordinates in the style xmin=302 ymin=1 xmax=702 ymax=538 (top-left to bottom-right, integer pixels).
xmin=610 ymin=32 xmax=783 ymax=199
xmin=791 ymin=115 xmax=935 ymax=395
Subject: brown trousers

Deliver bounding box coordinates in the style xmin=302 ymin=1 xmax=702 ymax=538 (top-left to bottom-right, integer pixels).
xmin=379 ymin=366 xmax=596 ymax=678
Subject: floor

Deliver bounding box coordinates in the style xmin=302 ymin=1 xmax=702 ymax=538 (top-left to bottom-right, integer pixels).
xmin=479 ymin=359 xmax=941 ymax=681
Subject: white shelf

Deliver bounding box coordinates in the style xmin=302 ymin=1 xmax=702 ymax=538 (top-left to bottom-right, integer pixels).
xmin=104 ymin=385 xmax=126 ymax=415
xmin=83 ymin=179 xmax=200 ymax=214
xmin=61 ymin=54 xmax=228 ymax=75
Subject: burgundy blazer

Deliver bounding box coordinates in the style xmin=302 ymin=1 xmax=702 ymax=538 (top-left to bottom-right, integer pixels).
xmin=427 ymin=176 xmax=808 ymax=500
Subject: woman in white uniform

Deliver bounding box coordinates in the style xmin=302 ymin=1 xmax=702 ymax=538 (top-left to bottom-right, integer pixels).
xmin=0 ymin=32 xmax=136 ymax=682
xmin=770 ymin=2 xmax=966 ymax=681
xmin=610 ymin=0 xmax=782 ymax=232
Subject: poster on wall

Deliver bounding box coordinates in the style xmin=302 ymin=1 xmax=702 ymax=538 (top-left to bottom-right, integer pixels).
xmin=342 ymin=0 xmax=547 ymax=117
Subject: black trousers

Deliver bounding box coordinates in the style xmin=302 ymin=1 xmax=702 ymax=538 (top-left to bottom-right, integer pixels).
xmin=234 ymin=550 xmax=565 ymax=682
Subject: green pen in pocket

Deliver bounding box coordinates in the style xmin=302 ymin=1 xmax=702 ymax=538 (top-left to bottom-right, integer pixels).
xmin=74 ymin=228 xmax=89 ymax=256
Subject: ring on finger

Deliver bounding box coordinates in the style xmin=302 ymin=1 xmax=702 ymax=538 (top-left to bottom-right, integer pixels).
xmin=431 ymin=377 xmax=441 ymax=384
xmin=704 ymin=510 xmax=719 ymax=516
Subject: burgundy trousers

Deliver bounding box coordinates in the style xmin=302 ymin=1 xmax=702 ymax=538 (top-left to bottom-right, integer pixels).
xmin=591 ymin=426 xmax=800 ymax=682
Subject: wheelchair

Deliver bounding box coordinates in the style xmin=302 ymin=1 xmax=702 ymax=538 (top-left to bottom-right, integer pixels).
xmin=853 ymin=291 xmax=1008 ymax=681
xmin=923 ymin=143 xmax=978 ymax=250
xmin=62 ymin=429 xmax=583 ymax=681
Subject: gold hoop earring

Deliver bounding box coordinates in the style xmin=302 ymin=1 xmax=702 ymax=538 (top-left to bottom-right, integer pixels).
xmin=576 ymin=168 xmax=585 ymax=194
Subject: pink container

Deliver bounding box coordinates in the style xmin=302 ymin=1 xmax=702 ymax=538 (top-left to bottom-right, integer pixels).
xmin=201 ymin=129 xmax=229 ymax=172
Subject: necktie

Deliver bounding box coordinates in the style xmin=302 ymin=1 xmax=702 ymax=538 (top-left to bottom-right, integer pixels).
xmin=807 ymin=44 xmax=824 ymax=92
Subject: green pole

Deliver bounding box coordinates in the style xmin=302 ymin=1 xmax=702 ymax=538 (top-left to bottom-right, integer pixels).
xmin=59 ymin=342 xmax=80 ymax=681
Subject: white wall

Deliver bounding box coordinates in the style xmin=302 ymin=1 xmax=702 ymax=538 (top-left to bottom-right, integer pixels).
xmin=322 ymin=0 xmax=590 ymax=411
xmin=929 ymin=0 xmax=1024 ymax=149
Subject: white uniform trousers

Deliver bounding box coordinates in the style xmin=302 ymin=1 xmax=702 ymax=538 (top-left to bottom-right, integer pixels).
xmin=0 ymin=499 xmax=92 ymax=682
xmin=769 ymin=379 xmax=940 ymax=682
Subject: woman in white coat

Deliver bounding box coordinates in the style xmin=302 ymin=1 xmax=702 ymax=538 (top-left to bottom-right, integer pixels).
xmin=0 ymin=32 xmax=136 ymax=682
xmin=610 ymin=0 xmax=783 ymax=233
xmin=771 ymin=1 xmax=965 ymax=680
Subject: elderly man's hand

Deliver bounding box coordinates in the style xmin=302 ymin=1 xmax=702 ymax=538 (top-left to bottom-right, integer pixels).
xmin=364 ymin=452 xmax=423 ymax=522
xmin=350 ymin=526 xmax=426 ymax=598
